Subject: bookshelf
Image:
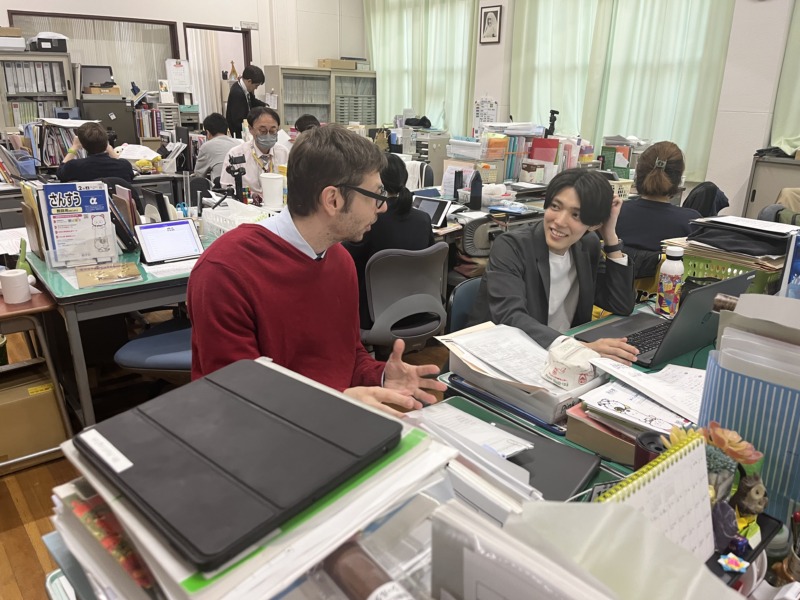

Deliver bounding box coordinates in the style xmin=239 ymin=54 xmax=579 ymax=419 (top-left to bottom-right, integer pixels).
xmin=263 ymin=66 xmax=378 ymax=130
xmin=0 ymin=52 xmax=76 ymax=130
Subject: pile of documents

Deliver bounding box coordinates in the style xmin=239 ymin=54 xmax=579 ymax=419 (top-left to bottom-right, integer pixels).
xmin=663 ymin=236 xmax=785 ymax=273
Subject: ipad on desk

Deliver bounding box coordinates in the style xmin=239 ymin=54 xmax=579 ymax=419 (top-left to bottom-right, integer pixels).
xmin=412 ymin=196 xmax=453 ymax=228
xmin=135 ymin=219 xmax=203 ymax=265
xmin=72 ymin=360 xmax=402 ymax=572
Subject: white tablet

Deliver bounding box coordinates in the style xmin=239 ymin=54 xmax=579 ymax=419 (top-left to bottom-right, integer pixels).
xmin=412 ymin=196 xmax=453 ymax=228
xmin=135 ymin=219 xmax=204 ymax=265
xmin=780 ymin=232 xmax=800 ymax=299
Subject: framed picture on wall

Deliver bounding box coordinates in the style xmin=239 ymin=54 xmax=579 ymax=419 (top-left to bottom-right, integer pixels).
xmin=480 ymin=6 xmax=502 ymax=44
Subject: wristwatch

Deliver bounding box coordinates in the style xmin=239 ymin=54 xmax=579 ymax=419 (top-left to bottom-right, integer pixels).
xmin=603 ymin=238 xmax=624 ymax=254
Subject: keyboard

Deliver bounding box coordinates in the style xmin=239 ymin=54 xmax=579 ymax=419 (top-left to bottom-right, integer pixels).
xmin=625 ymin=320 xmax=671 ymax=354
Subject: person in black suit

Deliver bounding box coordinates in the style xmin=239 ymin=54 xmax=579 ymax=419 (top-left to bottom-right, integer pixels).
xmin=345 ymin=154 xmax=436 ymax=329
xmin=226 ymin=65 xmax=267 ymax=139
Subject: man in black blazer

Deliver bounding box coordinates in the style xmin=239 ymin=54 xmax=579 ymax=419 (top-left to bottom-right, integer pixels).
xmin=469 ymin=169 xmax=639 ymax=364
xmin=226 ymin=65 xmax=267 ymax=138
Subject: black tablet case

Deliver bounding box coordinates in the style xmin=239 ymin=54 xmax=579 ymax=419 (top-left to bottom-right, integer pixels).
xmin=73 ymin=360 xmax=402 ymax=572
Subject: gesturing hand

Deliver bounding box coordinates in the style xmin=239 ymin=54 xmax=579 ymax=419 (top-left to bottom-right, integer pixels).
xmin=383 ymin=339 xmax=447 ymax=406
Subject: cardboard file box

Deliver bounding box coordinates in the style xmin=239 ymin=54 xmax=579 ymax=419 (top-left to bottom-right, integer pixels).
xmin=28 ymin=37 xmax=68 ymax=52
xmin=0 ymin=365 xmax=67 ymax=464
xmin=0 ymin=27 xmax=21 ymax=37
xmin=317 ymin=58 xmax=357 ymax=70
xmin=83 ymin=85 xmax=122 ymax=96
xmin=450 ymin=352 xmax=578 ymax=424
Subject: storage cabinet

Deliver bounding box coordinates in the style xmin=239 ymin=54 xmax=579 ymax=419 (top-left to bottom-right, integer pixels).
xmin=0 ymin=52 xmax=76 ymax=130
xmin=264 ymin=65 xmax=377 ymax=130
xmin=742 ymin=156 xmax=800 ymax=218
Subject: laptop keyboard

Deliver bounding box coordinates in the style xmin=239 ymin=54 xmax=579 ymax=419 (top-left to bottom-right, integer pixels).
xmin=625 ymin=320 xmax=671 ymax=354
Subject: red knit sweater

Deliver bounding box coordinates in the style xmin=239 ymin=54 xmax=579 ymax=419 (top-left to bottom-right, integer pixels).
xmin=187 ymin=224 xmax=385 ymax=389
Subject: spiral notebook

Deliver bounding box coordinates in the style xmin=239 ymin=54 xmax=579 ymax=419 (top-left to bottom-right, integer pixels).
xmin=596 ymin=432 xmax=714 ymax=560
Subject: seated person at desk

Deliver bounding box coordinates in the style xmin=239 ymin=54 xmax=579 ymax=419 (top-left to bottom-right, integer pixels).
xmin=468 ymin=168 xmax=639 ymax=364
xmin=219 ymin=107 xmax=289 ymax=200
xmin=56 ymin=122 xmax=134 ymax=183
xmin=616 ymin=141 xmax=702 ymax=273
xmin=188 ymin=125 xmax=446 ymax=417
xmin=226 ymin=65 xmax=267 ymax=139
xmin=193 ymin=112 xmax=241 ymax=182
xmin=345 ymin=153 xmax=435 ymax=329
xmin=294 ymin=113 xmax=321 ymax=132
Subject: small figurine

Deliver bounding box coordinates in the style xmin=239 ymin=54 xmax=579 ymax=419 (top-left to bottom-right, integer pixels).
xmin=731 ymin=474 xmax=769 ymax=516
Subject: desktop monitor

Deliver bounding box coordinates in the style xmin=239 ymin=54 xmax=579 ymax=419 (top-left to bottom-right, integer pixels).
xmin=140 ymin=188 xmax=172 ymax=222
xmin=780 ymin=232 xmax=800 ymax=299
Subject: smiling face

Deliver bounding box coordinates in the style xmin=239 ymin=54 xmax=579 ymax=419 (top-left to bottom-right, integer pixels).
xmin=542 ymin=186 xmax=595 ymax=255
xmin=337 ymin=170 xmax=387 ymax=242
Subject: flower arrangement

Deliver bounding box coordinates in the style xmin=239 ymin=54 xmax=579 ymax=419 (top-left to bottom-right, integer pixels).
xmin=662 ymin=421 xmax=764 ymax=553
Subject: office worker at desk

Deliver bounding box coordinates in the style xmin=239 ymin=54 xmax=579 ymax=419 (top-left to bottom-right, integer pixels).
xmin=345 ymin=153 xmax=435 ymax=329
xmin=56 ymin=122 xmax=134 ymax=183
xmin=468 ymin=168 xmax=639 ymax=364
xmin=219 ymin=106 xmax=289 ymax=198
xmin=616 ymin=141 xmax=701 ymax=275
xmin=193 ymin=112 xmax=241 ymax=182
xmin=226 ymin=65 xmax=267 ymax=139
xmin=188 ymin=125 xmax=446 ymax=416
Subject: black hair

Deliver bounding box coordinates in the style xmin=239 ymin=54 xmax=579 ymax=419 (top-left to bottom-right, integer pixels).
xmin=202 ymin=113 xmax=228 ymax=136
xmin=288 ymin=124 xmax=386 ymax=217
xmin=241 ymin=65 xmax=265 ymax=85
xmin=294 ymin=114 xmax=321 ymax=132
xmin=76 ymin=122 xmax=108 ymax=155
xmin=636 ymin=141 xmax=685 ymax=198
xmin=382 ymin=154 xmax=412 ymax=215
xmin=246 ymin=106 xmax=281 ymax=127
xmin=544 ymin=168 xmax=612 ymax=226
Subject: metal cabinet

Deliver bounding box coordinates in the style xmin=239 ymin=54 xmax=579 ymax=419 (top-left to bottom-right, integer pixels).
xmin=742 ymin=156 xmax=800 ymax=218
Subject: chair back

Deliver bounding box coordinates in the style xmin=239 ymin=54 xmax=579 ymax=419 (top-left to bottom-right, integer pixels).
xmin=682 ymin=182 xmax=729 ymax=217
xmin=362 ymin=241 xmax=449 ymax=352
xmin=446 ymin=277 xmax=482 ymax=333
xmin=189 ymin=175 xmax=212 ymax=206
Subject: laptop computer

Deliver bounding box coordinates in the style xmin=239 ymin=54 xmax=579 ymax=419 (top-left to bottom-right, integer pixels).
xmin=575 ymin=271 xmax=755 ymax=367
xmin=135 ymin=219 xmax=203 ymax=265
xmin=73 ymin=359 xmax=402 ymax=572
xmin=412 ymin=195 xmax=453 ymax=228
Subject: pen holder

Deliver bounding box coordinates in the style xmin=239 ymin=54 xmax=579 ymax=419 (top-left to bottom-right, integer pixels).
xmin=773 ymin=546 xmax=800 ymax=585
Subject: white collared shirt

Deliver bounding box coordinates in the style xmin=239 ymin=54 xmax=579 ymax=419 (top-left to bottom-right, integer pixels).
xmin=219 ymin=138 xmax=289 ymax=194
xmin=259 ymin=206 xmax=325 ymax=260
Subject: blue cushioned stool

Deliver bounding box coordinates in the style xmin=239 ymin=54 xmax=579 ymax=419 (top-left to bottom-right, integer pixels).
xmin=114 ymin=320 xmax=192 ymax=383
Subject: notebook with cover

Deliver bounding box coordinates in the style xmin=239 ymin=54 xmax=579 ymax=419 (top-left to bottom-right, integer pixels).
xmin=575 ymin=271 xmax=754 ymax=367
xmin=135 ymin=219 xmax=203 ymax=265
xmin=72 ymin=359 xmax=402 ymax=572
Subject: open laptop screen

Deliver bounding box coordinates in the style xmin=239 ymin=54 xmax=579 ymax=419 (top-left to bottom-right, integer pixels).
xmin=412 ymin=196 xmax=452 ymax=228
xmin=780 ymin=232 xmax=800 ymax=298
xmin=135 ymin=220 xmax=203 ymax=264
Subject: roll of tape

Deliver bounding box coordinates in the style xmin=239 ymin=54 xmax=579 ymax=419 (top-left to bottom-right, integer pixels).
xmin=634 ymin=431 xmax=667 ymax=470
xmin=0 ymin=268 xmax=31 ymax=304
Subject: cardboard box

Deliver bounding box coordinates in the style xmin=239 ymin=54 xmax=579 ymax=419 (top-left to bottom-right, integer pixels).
xmin=28 ymin=37 xmax=68 ymax=52
xmin=83 ymin=85 xmax=122 ymax=96
xmin=0 ymin=27 xmax=21 ymax=37
xmin=317 ymin=58 xmax=357 ymax=70
xmin=0 ymin=365 xmax=67 ymax=465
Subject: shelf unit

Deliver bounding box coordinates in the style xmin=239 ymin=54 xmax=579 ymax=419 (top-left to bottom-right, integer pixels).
xmin=264 ymin=65 xmax=377 ymax=130
xmin=0 ymin=52 xmax=75 ymax=130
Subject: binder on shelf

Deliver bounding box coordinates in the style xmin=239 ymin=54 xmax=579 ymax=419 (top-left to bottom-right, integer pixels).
xmin=22 ymin=61 xmax=34 ymax=94
xmin=14 ymin=62 xmax=24 ymax=93
xmin=42 ymin=62 xmax=54 ymax=92
xmin=3 ymin=62 xmax=15 ymax=94
xmin=34 ymin=61 xmax=45 ymax=92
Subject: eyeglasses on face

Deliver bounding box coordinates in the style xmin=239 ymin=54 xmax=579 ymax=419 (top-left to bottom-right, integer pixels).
xmin=340 ymin=185 xmax=389 ymax=209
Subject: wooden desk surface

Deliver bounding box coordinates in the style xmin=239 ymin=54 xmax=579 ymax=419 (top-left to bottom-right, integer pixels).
xmin=0 ymin=288 xmax=56 ymax=318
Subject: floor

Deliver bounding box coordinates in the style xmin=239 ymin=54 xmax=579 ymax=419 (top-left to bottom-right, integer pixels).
xmin=0 ymin=333 xmax=449 ymax=600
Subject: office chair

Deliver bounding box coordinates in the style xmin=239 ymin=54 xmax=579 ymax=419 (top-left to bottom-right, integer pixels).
xmin=361 ymin=242 xmax=449 ymax=353
xmin=114 ymin=318 xmax=192 ymax=385
xmin=682 ymin=182 xmax=729 ymax=217
xmin=446 ymin=276 xmax=482 ymax=333
xmin=189 ymin=175 xmax=212 ymax=207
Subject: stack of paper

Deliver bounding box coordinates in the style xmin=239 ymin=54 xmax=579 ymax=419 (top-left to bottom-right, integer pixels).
xmin=663 ymin=236 xmax=784 ymax=272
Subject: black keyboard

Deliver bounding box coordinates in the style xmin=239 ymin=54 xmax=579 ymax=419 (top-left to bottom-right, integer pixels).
xmin=625 ymin=320 xmax=671 ymax=354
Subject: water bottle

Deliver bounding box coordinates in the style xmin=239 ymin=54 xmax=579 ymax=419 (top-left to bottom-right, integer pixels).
xmin=656 ymin=246 xmax=684 ymax=318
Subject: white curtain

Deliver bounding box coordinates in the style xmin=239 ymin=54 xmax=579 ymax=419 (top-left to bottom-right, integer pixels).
xmin=365 ymin=0 xmax=478 ymax=136
xmin=12 ymin=15 xmax=172 ymax=94
xmin=771 ymin=1 xmax=800 ymax=155
xmin=510 ymin=0 xmax=735 ymax=182
xmin=186 ymin=28 xmax=222 ymax=121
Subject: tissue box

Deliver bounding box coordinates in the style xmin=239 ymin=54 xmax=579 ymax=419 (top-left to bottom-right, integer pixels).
xmin=28 ymin=37 xmax=68 ymax=52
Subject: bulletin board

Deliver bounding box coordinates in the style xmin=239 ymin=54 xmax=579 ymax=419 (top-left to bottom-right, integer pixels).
xmin=165 ymin=58 xmax=192 ymax=93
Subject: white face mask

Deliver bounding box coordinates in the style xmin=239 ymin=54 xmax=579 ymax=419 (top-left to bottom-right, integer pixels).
xmin=255 ymin=133 xmax=277 ymax=152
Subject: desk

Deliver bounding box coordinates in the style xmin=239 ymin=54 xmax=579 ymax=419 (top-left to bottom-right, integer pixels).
xmin=0 ymin=290 xmax=71 ymax=473
xmin=28 ymin=251 xmax=191 ymax=427
xmin=132 ymin=173 xmax=186 ymax=206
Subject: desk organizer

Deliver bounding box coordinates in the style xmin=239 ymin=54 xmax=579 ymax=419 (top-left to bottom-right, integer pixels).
xmin=683 ymin=255 xmax=781 ymax=294
xmin=202 ymin=201 xmax=278 ymax=238
xmin=611 ymin=179 xmax=634 ymax=201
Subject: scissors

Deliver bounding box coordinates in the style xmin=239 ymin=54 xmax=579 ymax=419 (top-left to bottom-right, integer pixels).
xmin=175 ymin=202 xmax=189 ymax=217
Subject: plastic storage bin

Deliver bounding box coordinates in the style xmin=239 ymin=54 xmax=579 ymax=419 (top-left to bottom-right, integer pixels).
xmin=683 ymin=255 xmax=781 ymax=295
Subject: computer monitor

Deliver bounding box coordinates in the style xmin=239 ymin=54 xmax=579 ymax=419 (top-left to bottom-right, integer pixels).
xmin=140 ymin=188 xmax=172 ymax=222
xmin=780 ymin=232 xmax=800 ymax=299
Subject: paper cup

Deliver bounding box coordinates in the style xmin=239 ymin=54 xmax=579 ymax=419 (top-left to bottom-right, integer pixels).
xmin=259 ymin=173 xmax=284 ymax=210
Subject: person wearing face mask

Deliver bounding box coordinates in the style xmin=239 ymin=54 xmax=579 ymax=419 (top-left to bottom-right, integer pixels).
xmin=226 ymin=65 xmax=267 ymax=139
xmin=219 ymin=106 xmax=288 ymax=200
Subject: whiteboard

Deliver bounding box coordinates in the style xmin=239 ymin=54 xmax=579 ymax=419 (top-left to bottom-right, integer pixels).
xmin=165 ymin=58 xmax=192 ymax=93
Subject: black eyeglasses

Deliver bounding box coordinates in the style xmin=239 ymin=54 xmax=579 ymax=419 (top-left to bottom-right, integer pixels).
xmin=341 ymin=185 xmax=389 ymax=209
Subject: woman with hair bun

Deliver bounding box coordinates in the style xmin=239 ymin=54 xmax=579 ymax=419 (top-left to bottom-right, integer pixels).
xmin=345 ymin=153 xmax=436 ymax=329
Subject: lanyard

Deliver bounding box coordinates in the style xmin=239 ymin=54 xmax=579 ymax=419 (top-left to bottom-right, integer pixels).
xmin=252 ymin=149 xmax=273 ymax=173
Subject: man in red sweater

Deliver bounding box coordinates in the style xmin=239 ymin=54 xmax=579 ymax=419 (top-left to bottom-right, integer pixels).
xmin=188 ymin=125 xmax=446 ymax=417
